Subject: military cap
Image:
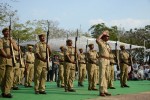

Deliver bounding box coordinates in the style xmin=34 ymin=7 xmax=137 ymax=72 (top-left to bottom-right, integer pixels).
xmin=79 ymin=48 xmax=83 ymax=50
xmin=60 ymin=46 xmax=64 ymax=49
xmin=88 ymin=43 xmax=94 ymax=47
xmin=66 ymin=39 xmax=72 ymax=43
xmin=38 ymin=33 xmax=46 ymax=37
xmin=28 ymin=46 xmax=33 ymax=49
xmin=120 ymin=44 xmax=125 ymax=47
xmin=2 ymin=28 xmax=9 ymax=33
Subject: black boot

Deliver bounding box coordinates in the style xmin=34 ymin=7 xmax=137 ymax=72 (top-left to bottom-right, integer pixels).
xmin=3 ymin=93 xmax=13 ymax=98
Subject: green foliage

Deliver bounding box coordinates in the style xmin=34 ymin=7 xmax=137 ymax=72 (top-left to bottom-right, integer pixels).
xmin=89 ymin=23 xmax=118 ymax=41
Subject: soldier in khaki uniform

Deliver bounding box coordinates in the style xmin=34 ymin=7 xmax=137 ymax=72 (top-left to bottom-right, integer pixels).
xmin=64 ymin=39 xmax=76 ymax=92
xmin=0 ymin=28 xmax=18 ymax=98
xmin=119 ymin=45 xmax=130 ymax=88
xmin=96 ymin=30 xmax=111 ymax=96
xmin=78 ymin=48 xmax=86 ymax=87
xmin=34 ymin=33 xmax=51 ymax=94
xmin=87 ymin=43 xmax=99 ymax=91
xmin=107 ymin=52 xmax=116 ymax=89
xmin=24 ymin=46 xmax=35 ymax=87
xmin=58 ymin=46 xmax=65 ymax=87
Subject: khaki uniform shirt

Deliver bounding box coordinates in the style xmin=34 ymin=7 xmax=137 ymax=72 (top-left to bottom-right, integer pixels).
xmin=0 ymin=37 xmax=17 ymax=66
xmin=120 ymin=50 xmax=130 ymax=64
xmin=35 ymin=41 xmax=47 ymax=67
xmin=58 ymin=52 xmax=64 ymax=64
xmin=110 ymin=53 xmax=115 ymax=64
xmin=78 ymin=53 xmax=86 ymax=64
xmin=25 ymin=51 xmax=35 ymax=63
xmin=87 ymin=50 xmax=99 ymax=64
xmin=96 ymin=39 xmax=110 ymax=58
xmin=65 ymin=46 xmax=75 ymax=62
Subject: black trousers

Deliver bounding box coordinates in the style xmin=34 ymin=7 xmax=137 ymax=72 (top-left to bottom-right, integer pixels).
xmin=47 ymin=70 xmax=53 ymax=81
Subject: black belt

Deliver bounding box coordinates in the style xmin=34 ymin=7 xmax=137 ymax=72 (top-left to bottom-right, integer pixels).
xmin=26 ymin=62 xmax=34 ymax=64
xmin=60 ymin=62 xmax=64 ymax=65
xmin=88 ymin=62 xmax=96 ymax=64
xmin=79 ymin=62 xmax=86 ymax=64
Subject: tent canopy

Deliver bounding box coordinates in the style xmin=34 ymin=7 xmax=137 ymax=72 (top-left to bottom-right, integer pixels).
xmin=20 ymin=36 xmax=144 ymax=51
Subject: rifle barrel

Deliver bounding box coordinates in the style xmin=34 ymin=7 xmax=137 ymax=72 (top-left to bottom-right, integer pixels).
xmin=9 ymin=16 xmax=16 ymax=66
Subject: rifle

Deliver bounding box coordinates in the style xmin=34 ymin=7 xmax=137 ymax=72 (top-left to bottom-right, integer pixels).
xmin=129 ymin=44 xmax=133 ymax=72
xmin=75 ymin=29 xmax=78 ymax=71
xmin=9 ymin=16 xmax=16 ymax=66
xmin=115 ymin=41 xmax=119 ymax=71
xmin=46 ymin=21 xmax=50 ymax=71
xmin=17 ymin=38 xmax=23 ymax=67
xmin=67 ymin=33 xmax=68 ymax=40
xmin=85 ymin=39 xmax=88 ymax=66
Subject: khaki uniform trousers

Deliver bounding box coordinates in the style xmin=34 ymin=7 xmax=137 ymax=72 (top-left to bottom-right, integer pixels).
xmin=0 ymin=65 xmax=14 ymax=94
xmin=13 ymin=64 xmax=20 ymax=87
xmin=25 ymin=64 xmax=34 ymax=86
xmin=99 ymin=58 xmax=110 ymax=93
xmin=34 ymin=66 xmax=47 ymax=92
xmin=78 ymin=64 xmax=86 ymax=84
xmin=96 ymin=66 xmax=99 ymax=84
xmin=19 ymin=68 xmax=25 ymax=84
xmin=59 ymin=64 xmax=64 ymax=86
xmin=120 ymin=63 xmax=128 ymax=86
xmin=88 ymin=63 xmax=97 ymax=89
xmin=106 ymin=66 xmax=110 ymax=87
xmin=86 ymin=64 xmax=90 ymax=87
xmin=0 ymin=64 xmax=5 ymax=85
xmin=108 ymin=64 xmax=114 ymax=87
xmin=64 ymin=62 xmax=75 ymax=90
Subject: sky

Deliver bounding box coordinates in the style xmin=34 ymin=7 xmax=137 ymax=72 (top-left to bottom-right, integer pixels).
xmin=2 ymin=0 xmax=150 ymax=32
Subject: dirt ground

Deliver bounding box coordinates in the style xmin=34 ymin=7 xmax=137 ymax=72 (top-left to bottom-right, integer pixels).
xmin=88 ymin=92 xmax=150 ymax=100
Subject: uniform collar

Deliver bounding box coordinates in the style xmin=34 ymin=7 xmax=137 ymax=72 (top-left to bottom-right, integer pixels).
xmin=3 ymin=37 xmax=9 ymax=40
xmin=90 ymin=49 xmax=94 ymax=52
xmin=40 ymin=41 xmax=46 ymax=44
xmin=67 ymin=46 xmax=73 ymax=48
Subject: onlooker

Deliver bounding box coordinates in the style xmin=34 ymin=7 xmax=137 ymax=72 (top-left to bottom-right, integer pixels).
xmin=144 ymin=65 xmax=150 ymax=80
xmin=52 ymin=55 xmax=59 ymax=82
xmin=132 ymin=70 xmax=140 ymax=80
xmin=47 ymin=58 xmax=52 ymax=82
xmin=138 ymin=64 xmax=144 ymax=80
xmin=132 ymin=61 xmax=139 ymax=71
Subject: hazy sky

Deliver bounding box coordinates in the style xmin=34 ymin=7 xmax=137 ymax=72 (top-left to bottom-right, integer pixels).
xmin=2 ymin=0 xmax=150 ymax=32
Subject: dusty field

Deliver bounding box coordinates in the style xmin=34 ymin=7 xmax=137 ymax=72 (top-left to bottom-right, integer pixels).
xmin=88 ymin=92 xmax=150 ymax=100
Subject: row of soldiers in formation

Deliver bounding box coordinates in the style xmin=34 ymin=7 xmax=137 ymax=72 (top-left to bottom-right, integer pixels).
xmin=0 ymin=28 xmax=131 ymax=98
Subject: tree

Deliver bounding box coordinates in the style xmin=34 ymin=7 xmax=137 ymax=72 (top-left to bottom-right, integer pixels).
xmin=89 ymin=23 xmax=118 ymax=40
xmin=0 ymin=2 xmax=18 ymax=27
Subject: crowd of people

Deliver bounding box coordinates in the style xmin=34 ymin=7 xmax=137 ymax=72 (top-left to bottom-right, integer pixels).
xmin=0 ymin=28 xmax=149 ymax=98
xmin=131 ymin=62 xmax=150 ymax=80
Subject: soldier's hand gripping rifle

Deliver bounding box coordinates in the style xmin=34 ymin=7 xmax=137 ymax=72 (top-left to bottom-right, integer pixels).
xmin=9 ymin=16 xmax=16 ymax=66
xmin=75 ymin=29 xmax=78 ymax=71
xmin=46 ymin=21 xmax=50 ymax=71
